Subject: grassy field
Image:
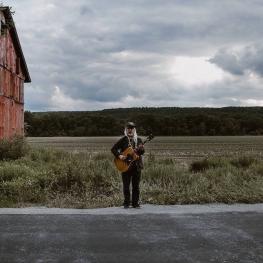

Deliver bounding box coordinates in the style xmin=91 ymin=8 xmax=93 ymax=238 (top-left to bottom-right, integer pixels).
xmin=0 ymin=136 xmax=262 ymax=208
xmin=27 ymin=136 xmax=263 ymax=160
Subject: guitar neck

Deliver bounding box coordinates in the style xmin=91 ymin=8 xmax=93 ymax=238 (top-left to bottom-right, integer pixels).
xmin=143 ymin=139 xmax=149 ymax=145
xmin=143 ymin=136 xmax=153 ymax=145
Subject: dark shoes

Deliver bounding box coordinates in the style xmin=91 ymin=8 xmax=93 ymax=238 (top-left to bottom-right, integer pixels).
xmin=132 ymin=204 xmax=141 ymax=209
xmin=123 ymin=203 xmax=141 ymax=209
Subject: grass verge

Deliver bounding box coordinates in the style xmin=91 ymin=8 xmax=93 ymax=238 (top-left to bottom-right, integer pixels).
xmin=0 ymin=146 xmax=262 ymax=207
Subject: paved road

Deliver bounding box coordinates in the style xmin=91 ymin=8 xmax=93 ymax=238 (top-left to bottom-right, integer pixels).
xmin=0 ymin=204 xmax=262 ymax=263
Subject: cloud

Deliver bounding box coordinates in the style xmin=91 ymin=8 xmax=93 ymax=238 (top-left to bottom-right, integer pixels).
xmin=3 ymin=0 xmax=263 ymax=110
xmin=210 ymin=44 xmax=263 ymax=77
xmin=209 ymin=49 xmax=245 ymax=76
xmin=169 ymin=57 xmax=224 ymax=85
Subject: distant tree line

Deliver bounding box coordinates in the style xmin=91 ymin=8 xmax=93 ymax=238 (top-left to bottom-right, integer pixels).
xmin=24 ymin=107 xmax=263 ymax=136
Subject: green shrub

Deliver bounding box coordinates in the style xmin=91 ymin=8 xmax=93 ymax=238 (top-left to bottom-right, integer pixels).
xmin=48 ymin=160 xmax=87 ymax=194
xmin=0 ymin=162 xmax=44 ymax=203
xmin=0 ymin=136 xmax=29 ymax=160
xmin=230 ymin=156 xmax=257 ymax=169
xmin=189 ymin=158 xmax=224 ymax=173
xmin=28 ymin=147 xmax=67 ymax=162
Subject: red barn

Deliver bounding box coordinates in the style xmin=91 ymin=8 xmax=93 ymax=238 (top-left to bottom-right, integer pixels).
xmin=0 ymin=6 xmax=31 ymax=139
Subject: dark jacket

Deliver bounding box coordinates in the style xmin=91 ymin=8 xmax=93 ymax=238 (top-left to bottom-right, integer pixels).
xmin=111 ymin=136 xmax=145 ymax=171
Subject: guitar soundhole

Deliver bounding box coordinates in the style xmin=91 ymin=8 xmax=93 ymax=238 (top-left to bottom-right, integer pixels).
xmin=125 ymin=154 xmax=133 ymax=164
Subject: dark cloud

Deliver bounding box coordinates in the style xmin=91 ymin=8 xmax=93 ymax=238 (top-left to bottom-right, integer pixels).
xmin=209 ymin=49 xmax=245 ymax=76
xmin=210 ymin=44 xmax=263 ymax=77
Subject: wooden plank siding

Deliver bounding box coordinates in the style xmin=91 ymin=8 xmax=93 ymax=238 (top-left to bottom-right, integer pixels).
xmin=0 ymin=8 xmax=28 ymax=139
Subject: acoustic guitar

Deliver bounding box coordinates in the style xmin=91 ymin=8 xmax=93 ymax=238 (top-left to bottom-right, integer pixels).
xmin=114 ymin=134 xmax=154 ymax=172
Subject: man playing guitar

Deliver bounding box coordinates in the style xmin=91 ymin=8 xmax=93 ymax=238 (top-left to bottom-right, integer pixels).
xmin=111 ymin=122 xmax=145 ymax=208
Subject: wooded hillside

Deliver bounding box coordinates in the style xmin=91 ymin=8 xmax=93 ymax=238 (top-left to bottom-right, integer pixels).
xmin=24 ymin=107 xmax=263 ymax=136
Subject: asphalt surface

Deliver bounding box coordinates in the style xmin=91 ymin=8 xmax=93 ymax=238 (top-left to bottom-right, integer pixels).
xmin=0 ymin=204 xmax=262 ymax=263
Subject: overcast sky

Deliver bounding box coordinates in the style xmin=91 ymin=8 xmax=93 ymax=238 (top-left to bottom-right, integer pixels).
xmin=3 ymin=0 xmax=263 ymax=111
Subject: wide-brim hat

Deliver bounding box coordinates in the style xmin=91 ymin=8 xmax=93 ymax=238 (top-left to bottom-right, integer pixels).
xmin=126 ymin=122 xmax=136 ymax=128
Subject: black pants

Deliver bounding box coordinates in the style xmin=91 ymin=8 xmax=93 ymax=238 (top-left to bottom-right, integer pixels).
xmin=122 ymin=168 xmax=141 ymax=206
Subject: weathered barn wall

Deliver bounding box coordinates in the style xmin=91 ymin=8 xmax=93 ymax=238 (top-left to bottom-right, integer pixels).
xmin=0 ymin=9 xmax=26 ymax=139
xmin=0 ymin=96 xmax=24 ymax=138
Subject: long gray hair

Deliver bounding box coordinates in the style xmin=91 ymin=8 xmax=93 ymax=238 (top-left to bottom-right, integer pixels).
xmin=124 ymin=127 xmax=138 ymax=147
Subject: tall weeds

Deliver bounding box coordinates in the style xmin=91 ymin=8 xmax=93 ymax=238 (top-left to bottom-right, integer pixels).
xmin=0 ymin=146 xmax=262 ymax=207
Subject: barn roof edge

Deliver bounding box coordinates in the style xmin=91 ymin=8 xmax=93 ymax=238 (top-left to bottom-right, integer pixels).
xmin=0 ymin=6 xmax=31 ymax=83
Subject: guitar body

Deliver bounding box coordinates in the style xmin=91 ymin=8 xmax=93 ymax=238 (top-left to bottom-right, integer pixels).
xmin=114 ymin=147 xmax=139 ymax=173
xmin=113 ymin=134 xmax=154 ymax=172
